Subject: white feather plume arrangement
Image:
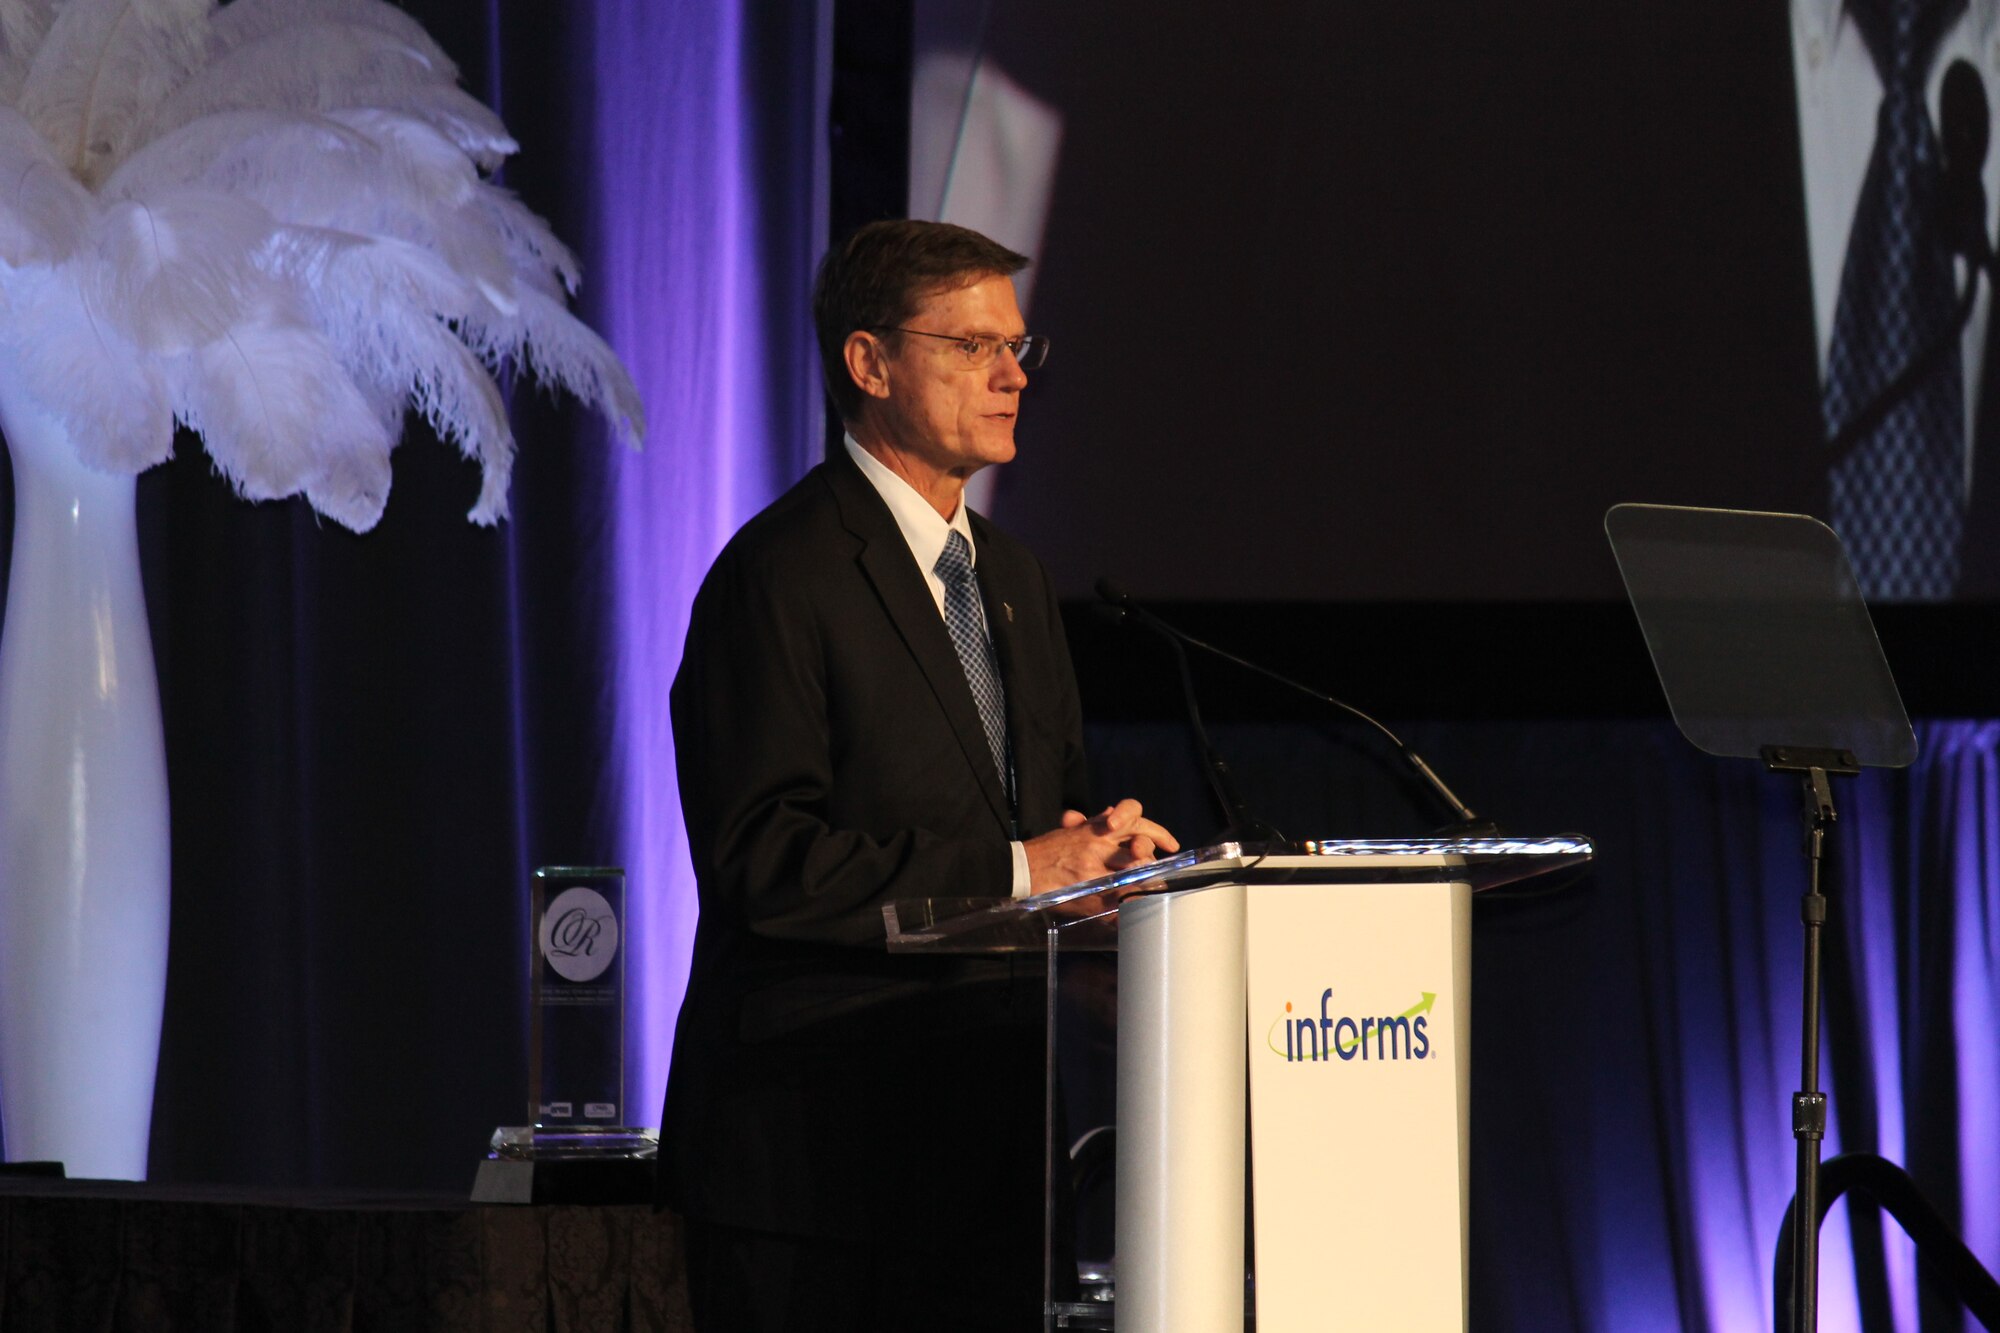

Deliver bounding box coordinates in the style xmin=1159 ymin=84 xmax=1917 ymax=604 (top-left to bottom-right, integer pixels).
xmin=0 ymin=0 xmax=644 ymax=531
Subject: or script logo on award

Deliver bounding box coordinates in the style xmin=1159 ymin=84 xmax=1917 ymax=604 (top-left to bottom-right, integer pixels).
xmin=538 ymin=886 xmax=619 ymax=982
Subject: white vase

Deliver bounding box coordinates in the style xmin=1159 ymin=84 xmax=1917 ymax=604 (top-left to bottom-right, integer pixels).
xmin=0 ymin=359 xmax=169 ymax=1180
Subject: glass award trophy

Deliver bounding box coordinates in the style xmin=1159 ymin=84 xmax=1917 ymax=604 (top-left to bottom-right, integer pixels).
xmin=472 ymin=866 xmax=656 ymax=1203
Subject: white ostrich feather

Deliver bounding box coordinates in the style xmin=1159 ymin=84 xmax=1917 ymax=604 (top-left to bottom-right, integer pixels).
xmin=89 ymin=189 xmax=278 ymax=350
xmin=0 ymin=0 xmax=57 ymax=56
xmin=3 ymin=264 xmax=173 ymax=468
xmin=265 ymin=177 xmax=525 ymax=318
xmin=98 ymin=105 xmax=363 ymax=197
xmin=361 ymin=83 xmax=512 ymax=170
xmin=203 ymin=0 xmax=455 ymax=79
xmin=20 ymin=0 xmax=212 ymax=186
xmin=475 ymin=185 xmax=579 ymax=295
xmin=285 ymin=244 xmax=484 ymax=391
xmin=144 ymin=21 xmax=514 ymax=169
xmin=463 ymin=286 xmax=644 ymax=446
xmin=0 ymin=105 xmax=89 ymax=261
xmin=394 ymin=311 xmax=514 ymax=523
xmin=173 ymin=309 xmax=394 ymax=530
xmin=106 ymin=109 xmax=519 ymax=303
xmin=326 ymin=109 xmax=477 ymax=206
xmin=0 ymin=0 xmax=643 ymax=529
xmin=271 ymin=228 xmax=517 ymax=518
xmin=270 ymin=227 xmax=490 ymax=327
xmin=0 ymin=0 xmax=57 ymax=104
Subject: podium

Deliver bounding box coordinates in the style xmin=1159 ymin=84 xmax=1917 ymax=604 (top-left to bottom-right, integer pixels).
xmin=886 ymin=835 xmax=1593 ymax=1332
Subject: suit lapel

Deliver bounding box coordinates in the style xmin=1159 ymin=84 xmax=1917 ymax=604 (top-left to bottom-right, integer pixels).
xmin=828 ymin=459 xmax=1014 ymax=833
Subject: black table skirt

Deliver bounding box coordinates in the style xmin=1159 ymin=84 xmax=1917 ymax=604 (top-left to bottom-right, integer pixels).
xmin=0 ymin=1178 xmax=693 ymax=1331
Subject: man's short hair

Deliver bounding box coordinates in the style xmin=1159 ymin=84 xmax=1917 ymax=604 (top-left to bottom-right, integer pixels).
xmin=812 ymin=220 xmax=1030 ymax=423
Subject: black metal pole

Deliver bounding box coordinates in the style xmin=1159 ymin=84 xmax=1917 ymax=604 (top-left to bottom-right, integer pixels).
xmin=1778 ymin=757 xmax=1841 ymax=1333
xmin=1761 ymin=747 xmax=1854 ymax=1333
xmin=1792 ymin=790 xmax=1829 ymax=1333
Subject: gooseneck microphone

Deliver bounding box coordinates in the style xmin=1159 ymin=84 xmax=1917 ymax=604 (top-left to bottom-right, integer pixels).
xmin=1095 ymin=578 xmax=1283 ymax=844
xmin=1832 ymin=58 xmax=1996 ymax=465
xmin=1095 ymin=578 xmax=1496 ymax=836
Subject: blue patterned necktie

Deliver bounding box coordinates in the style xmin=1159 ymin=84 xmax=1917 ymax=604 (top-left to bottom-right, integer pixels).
xmin=935 ymin=529 xmax=1013 ymax=799
xmin=1824 ymin=0 xmax=1969 ymax=600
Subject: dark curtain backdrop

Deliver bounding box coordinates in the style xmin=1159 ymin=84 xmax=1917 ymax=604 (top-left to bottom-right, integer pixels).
xmin=0 ymin=3 xmax=1994 ymax=1331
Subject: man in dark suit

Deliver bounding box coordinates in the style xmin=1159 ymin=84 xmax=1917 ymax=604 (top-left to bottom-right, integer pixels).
xmin=660 ymin=219 xmax=1176 ymax=1331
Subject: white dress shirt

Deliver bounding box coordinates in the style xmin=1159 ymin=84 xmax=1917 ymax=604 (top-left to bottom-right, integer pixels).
xmin=845 ymin=435 xmax=1034 ymax=897
xmin=1793 ymin=0 xmax=2000 ymax=489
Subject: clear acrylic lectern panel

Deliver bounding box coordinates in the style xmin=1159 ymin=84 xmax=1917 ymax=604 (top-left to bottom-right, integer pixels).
xmin=882 ymin=836 xmax=1596 ymax=952
xmin=883 ymin=836 xmax=1593 ymax=1332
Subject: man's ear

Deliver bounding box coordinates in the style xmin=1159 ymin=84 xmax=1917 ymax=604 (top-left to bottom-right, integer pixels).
xmin=843 ymin=330 xmax=894 ymax=401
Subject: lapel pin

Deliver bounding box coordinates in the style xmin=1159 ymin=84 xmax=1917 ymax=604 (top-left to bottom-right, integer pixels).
xmin=1003 ymin=602 xmax=1014 ymax=622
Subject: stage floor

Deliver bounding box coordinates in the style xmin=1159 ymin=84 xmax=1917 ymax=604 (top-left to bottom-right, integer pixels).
xmin=0 ymin=1176 xmax=692 ymax=1330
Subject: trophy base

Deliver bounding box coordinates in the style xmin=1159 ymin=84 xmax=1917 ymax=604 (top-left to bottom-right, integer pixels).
xmin=489 ymin=1124 xmax=658 ymax=1160
xmin=470 ymin=1125 xmax=658 ymax=1205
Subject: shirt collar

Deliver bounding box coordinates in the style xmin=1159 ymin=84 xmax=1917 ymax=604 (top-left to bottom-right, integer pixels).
xmin=1798 ymin=0 xmax=2000 ymax=60
xmin=844 ymin=433 xmax=976 ymax=577
xmin=1798 ymin=0 xmax=1839 ymax=53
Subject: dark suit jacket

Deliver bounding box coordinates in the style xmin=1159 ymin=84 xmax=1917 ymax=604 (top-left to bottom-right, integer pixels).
xmin=659 ymin=450 xmax=1092 ymax=1248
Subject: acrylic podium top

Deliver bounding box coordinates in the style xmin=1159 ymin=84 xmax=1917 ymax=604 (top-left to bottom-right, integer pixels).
xmin=881 ymin=835 xmax=1594 ymax=954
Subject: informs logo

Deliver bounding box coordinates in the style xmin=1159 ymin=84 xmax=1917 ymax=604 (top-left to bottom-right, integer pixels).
xmin=1266 ymin=988 xmax=1436 ymax=1063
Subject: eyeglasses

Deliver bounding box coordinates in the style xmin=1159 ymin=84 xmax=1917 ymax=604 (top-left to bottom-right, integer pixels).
xmin=874 ymin=327 xmax=1050 ymax=370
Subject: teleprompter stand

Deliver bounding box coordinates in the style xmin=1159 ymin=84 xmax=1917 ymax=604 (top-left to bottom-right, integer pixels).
xmin=1607 ymin=504 xmax=1917 ymax=1333
xmin=1761 ymin=743 xmax=1858 ymax=1333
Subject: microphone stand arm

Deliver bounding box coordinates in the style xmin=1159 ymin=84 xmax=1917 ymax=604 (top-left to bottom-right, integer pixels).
xmin=1136 ymin=609 xmax=1490 ymax=833
xmin=1133 ymin=608 xmax=1285 ymax=844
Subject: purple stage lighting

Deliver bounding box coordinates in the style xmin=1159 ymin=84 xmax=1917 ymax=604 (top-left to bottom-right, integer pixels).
xmin=580 ymin=0 xmax=826 ymax=1126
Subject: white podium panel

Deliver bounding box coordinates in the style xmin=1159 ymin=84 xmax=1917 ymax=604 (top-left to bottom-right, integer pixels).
xmin=1244 ymin=880 xmax=1472 ymax=1332
xmin=1116 ymin=884 xmax=1247 ymax=1332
